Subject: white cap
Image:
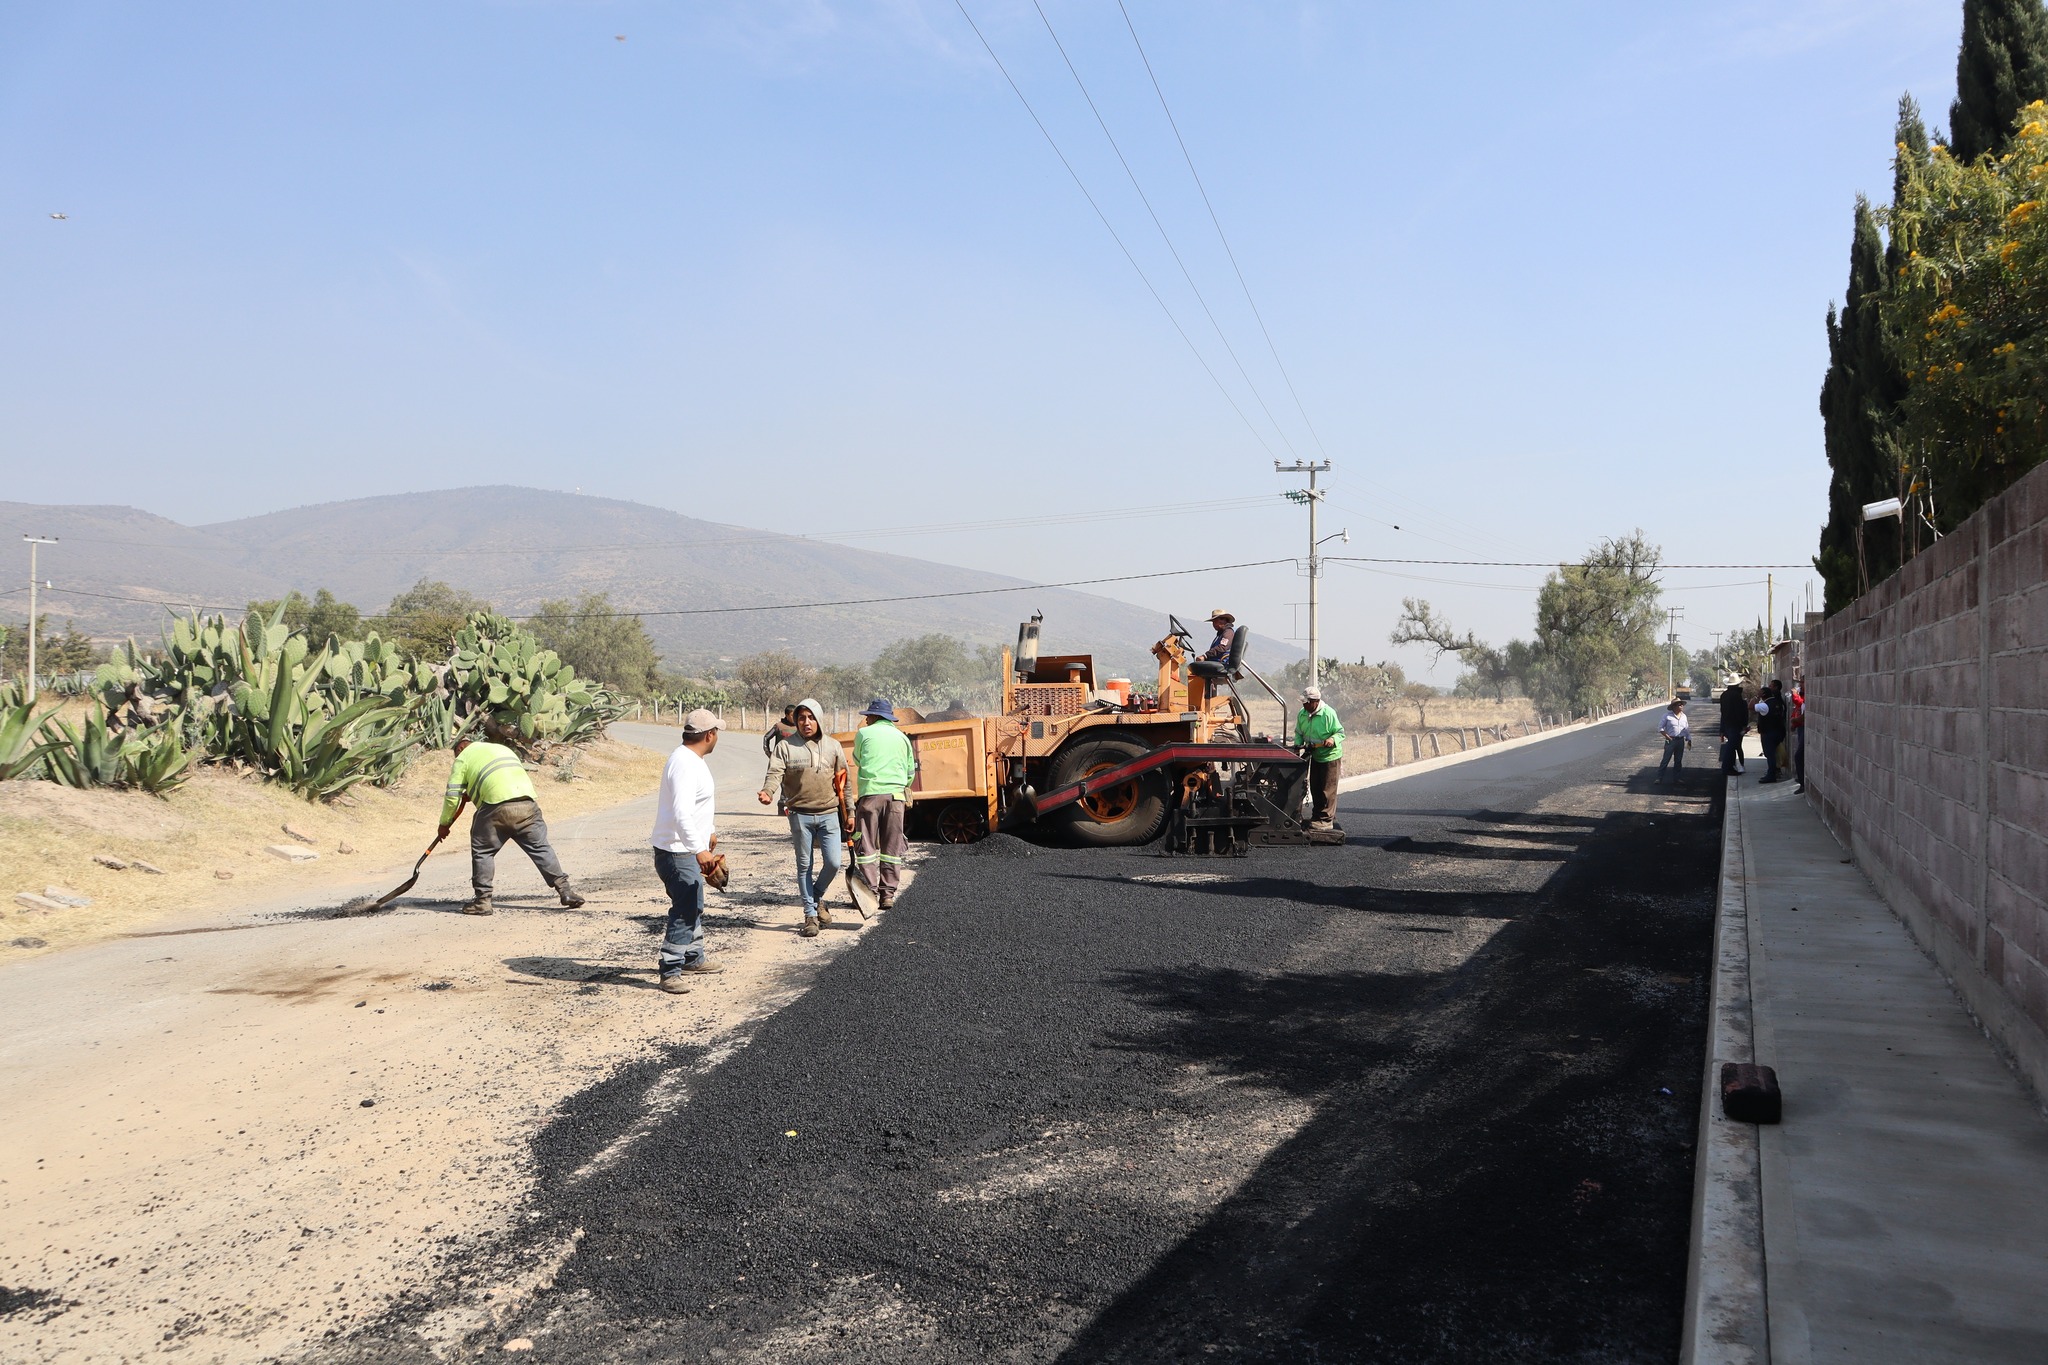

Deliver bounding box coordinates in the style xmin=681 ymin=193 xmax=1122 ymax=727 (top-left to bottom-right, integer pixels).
xmin=1303 ymin=686 xmax=1322 ymax=700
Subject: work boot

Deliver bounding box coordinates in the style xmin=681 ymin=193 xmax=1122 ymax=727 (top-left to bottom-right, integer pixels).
xmin=878 ymin=894 xmax=895 ymax=911
xmin=554 ymin=879 xmax=586 ymax=909
xmin=678 ymin=959 xmax=726 ymax=975
xmin=461 ymin=895 xmax=493 ymax=916
xmin=658 ymin=974 xmax=691 ymax=995
xmin=815 ymin=905 xmax=833 ymax=928
xmin=800 ymin=917 xmax=820 ymax=939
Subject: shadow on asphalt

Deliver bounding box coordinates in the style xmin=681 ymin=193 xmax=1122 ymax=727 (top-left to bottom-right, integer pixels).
xmin=1055 ymin=801 xmax=1719 ymax=1363
xmin=503 ymin=956 xmax=660 ymax=991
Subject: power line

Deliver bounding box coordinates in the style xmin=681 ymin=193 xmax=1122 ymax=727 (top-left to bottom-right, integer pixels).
xmin=1031 ymin=0 xmax=1297 ymax=459
xmin=950 ymin=0 xmax=1277 ymax=458
xmin=4 ymin=557 xmax=1299 ymax=622
xmin=14 ymin=494 xmax=1288 ymax=559
xmin=1116 ymin=0 xmax=1329 ymax=462
xmin=1325 ymin=556 xmax=1814 ymax=569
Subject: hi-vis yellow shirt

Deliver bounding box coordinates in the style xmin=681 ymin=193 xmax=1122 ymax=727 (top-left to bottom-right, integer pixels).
xmin=441 ymin=742 xmax=536 ymax=824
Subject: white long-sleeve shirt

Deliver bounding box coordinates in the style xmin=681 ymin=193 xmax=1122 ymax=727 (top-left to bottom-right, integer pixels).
xmin=1659 ymin=710 xmax=1691 ymax=741
xmin=652 ymin=744 xmax=716 ymax=853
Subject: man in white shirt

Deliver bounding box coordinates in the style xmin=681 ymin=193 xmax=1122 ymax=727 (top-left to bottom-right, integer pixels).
xmin=1656 ymin=698 xmax=1691 ymax=782
xmin=651 ymin=709 xmax=727 ymax=994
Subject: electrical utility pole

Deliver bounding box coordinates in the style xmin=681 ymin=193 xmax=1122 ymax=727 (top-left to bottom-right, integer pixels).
xmin=1277 ymin=460 xmax=1332 ymax=685
xmin=1665 ymin=606 xmax=1684 ymax=699
xmin=23 ymin=535 xmax=57 ymax=704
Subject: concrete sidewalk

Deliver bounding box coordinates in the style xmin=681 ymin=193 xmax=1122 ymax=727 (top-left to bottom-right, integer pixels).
xmin=1686 ymin=750 xmax=2048 ymax=1363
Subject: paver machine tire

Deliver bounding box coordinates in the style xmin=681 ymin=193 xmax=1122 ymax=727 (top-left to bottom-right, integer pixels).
xmin=1045 ymin=734 xmax=1172 ymax=847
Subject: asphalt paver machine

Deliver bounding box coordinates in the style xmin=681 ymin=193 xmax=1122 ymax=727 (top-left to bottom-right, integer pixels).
xmin=836 ymin=615 xmax=1344 ymax=854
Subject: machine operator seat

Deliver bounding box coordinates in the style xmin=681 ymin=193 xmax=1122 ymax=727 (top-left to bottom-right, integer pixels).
xmin=1189 ymin=626 xmax=1249 ymax=681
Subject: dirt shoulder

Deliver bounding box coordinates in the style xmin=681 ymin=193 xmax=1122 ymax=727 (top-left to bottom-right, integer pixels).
xmin=0 ymin=738 xmax=665 ymax=960
xmin=0 ymin=726 xmax=909 ymax=1365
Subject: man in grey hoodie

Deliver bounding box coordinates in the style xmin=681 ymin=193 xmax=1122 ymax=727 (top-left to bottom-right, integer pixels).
xmin=757 ymin=697 xmax=850 ymax=937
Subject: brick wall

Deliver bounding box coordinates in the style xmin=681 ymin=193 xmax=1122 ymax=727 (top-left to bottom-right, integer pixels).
xmin=1804 ymin=460 xmax=2048 ymax=1099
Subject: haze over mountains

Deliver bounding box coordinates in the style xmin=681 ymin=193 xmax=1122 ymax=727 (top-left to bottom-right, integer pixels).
xmin=3 ymin=487 xmax=1266 ymax=675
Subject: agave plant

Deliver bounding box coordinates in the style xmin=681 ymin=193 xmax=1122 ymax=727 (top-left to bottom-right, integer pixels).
xmin=0 ymin=687 xmax=54 ymax=780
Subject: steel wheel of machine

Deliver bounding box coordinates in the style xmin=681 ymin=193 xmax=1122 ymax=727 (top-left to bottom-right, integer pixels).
xmin=935 ymin=799 xmax=989 ymax=845
xmin=1047 ymin=735 xmax=1170 ymax=847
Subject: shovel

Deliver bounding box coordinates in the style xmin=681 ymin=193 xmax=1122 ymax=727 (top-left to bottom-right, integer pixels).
xmin=338 ymin=810 xmax=460 ymax=916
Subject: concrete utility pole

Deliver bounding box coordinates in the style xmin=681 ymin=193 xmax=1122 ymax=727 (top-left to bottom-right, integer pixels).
xmin=1276 ymin=460 xmax=1332 ymax=686
xmin=22 ymin=535 xmax=57 ymax=703
xmin=1665 ymin=606 xmax=1685 ymax=699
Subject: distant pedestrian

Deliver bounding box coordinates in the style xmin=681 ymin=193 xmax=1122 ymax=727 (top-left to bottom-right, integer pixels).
xmin=1718 ymin=682 xmax=1749 ymax=775
xmin=763 ymin=705 xmax=798 ymax=758
xmin=651 ymin=709 xmax=728 ymax=994
xmin=851 ymin=699 xmax=917 ymax=911
xmin=1656 ymin=698 xmax=1691 ymax=781
xmin=1790 ymin=682 xmax=1807 ymax=793
xmin=1293 ymin=685 xmax=1345 ymax=826
xmin=439 ymin=735 xmax=584 ymax=916
xmin=758 ymin=697 xmax=849 ymax=938
xmin=1755 ymin=680 xmax=1787 ymax=784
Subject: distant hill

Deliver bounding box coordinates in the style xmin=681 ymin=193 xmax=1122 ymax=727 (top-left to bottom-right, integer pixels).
xmin=4 ymin=488 xmax=1272 ymax=677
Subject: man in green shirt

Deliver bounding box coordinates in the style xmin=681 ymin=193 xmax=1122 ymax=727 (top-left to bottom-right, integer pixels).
xmin=1293 ymin=684 xmax=1344 ymax=828
xmin=438 ymin=736 xmax=585 ymax=915
xmin=850 ymin=698 xmax=917 ymax=910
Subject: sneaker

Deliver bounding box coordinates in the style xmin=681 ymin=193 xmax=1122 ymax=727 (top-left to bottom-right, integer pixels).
xmin=658 ymin=974 xmax=691 ymax=995
xmin=461 ymin=896 xmax=493 ymax=916
xmin=678 ymin=959 xmax=726 ymax=975
xmin=1794 ymin=784 xmax=1805 ymax=793
xmin=800 ymin=918 xmax=820 ymax=938
xmin=878 ymin=894 xmax=895 ymax=911
xmin=815 ymin=905 xmax=833 ymax=928
xmin=555 ymin=881 xmax=586 ymax=909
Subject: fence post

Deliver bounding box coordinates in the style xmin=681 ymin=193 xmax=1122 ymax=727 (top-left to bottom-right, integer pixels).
xmin=1428 ymin=732 xmax=1441 ymax=757
xmin=1454 ymin=730 xmax=1466 ymax=751
xmin=1410 ymin=734 xmax=1422 ymax=761
xmin=1385 ymin=734 xmax=1395 ymax=767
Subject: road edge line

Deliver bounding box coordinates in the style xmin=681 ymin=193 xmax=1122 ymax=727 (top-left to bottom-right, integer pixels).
xmin=1334 ymin=703 xmax=1665 ymax=794
xmin=1680 ymin=769 xmax=1771 ymax=1364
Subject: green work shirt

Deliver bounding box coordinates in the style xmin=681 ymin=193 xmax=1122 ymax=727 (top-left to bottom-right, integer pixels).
xmin=1295 ymin=704 xmax=1344 ymax=763
xmin=853 ymin=721 xmax=917 ymax=798
xmin=441 ymin=741 xmax=536 ymax=824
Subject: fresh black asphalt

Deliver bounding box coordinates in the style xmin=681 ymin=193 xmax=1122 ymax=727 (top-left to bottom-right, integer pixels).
xmin=332 ymin=713 xmax=1723 ymax=1363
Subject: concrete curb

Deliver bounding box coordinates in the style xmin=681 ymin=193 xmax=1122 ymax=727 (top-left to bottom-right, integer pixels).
xmin=1680 ymin=758 xmax=1770 ymax=1365
xmin=1334 ymin=702 xmax=1665 ymax=794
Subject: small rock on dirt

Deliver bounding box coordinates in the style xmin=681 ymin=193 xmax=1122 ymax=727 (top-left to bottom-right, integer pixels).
xmin=266 ymin=844 xmax=319 ymax=862
xmin=43 ymin=885 xmax=92 ymax=907
xmin=10 ymin=937 xmax=48 ymax=949
xmin=503 ymin=1341 xmax=534 ymax=1353
xmin=93 ymin=855 xmax=130 ymax=871
xmin=359 ymin=1098 xmax=375 ymax=1108
xmin=337 ymin=841 xmax=356 ymax=855
xmin=14 ymin=893 xmax=65 ymax=913
xmin=283 ymin=823 xmax=317 ymax=844
xmin=214 ymin=870 xmax=235 ymax=881
xmin=132 ymin=860 xmax=165 ymax=875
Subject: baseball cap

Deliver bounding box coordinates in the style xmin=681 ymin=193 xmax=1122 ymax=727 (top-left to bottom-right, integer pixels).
xmin=1302 ymin=685 xmax=1322 ymax=700
xmin=682 ymin=707 xmax=724 ymax=735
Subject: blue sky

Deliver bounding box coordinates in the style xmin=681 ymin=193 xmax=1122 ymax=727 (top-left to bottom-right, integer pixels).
xmin=1 ymin=1 xmax=1964 ymax=678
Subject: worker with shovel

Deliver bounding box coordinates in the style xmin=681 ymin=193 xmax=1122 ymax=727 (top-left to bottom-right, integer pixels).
xmin=757 ymin=697 xmax=849 ymax=938
xmin=439 ymin=734 xmax=585 ymax=916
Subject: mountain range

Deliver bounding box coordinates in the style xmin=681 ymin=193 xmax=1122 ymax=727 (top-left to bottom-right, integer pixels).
xmin=2 ymin=487 xmax=1256 ymax=676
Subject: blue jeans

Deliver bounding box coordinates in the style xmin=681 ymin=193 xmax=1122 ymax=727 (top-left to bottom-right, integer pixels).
xmin=652 ymin=848 xmax=706 ymax=975
xmin=789 ymin=812 xmax=844 ymax=917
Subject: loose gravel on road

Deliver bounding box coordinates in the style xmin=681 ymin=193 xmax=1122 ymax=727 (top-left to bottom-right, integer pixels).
xmin=324 ymin=718 xmax=1722 ymax=1364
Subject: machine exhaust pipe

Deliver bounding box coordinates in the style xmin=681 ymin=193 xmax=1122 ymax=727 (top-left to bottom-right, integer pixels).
xmin=1015 ymin=612 xmax=1042 ymax=679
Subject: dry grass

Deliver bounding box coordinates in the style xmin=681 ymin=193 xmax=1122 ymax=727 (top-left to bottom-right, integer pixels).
xmin=0 ymin=738 xmax=664 ymax=958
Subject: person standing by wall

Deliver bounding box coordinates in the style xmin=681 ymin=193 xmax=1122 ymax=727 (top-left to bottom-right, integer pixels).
xmin=1718 ymin=681 xmax=1750 ymax=776
xmin=1656 ymin=698 xmax=1692 ymax=781
xmin=758 ymin=697 xmax=848 ymax=938
xmin=1755 ymin=680 xmax=1788 ymax=784
xmin=851 ymin=699 xmax=916 ymax=911
xmin=1790 ymin=680 xmax=1807 ymax=794
xmin=651 ymin=709 xmax=726 ymax=994
xmin=1293 ymin=684 xmax=1345 ymax=826
xmin=439 ymin=734 xmax=584 ymax=916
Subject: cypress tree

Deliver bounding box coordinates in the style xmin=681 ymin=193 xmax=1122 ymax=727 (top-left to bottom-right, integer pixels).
xmin=1948 ymin=0 xmax=2048 ymax=163
xmin=1815 ymin=199 xmax=1907 ymax=612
